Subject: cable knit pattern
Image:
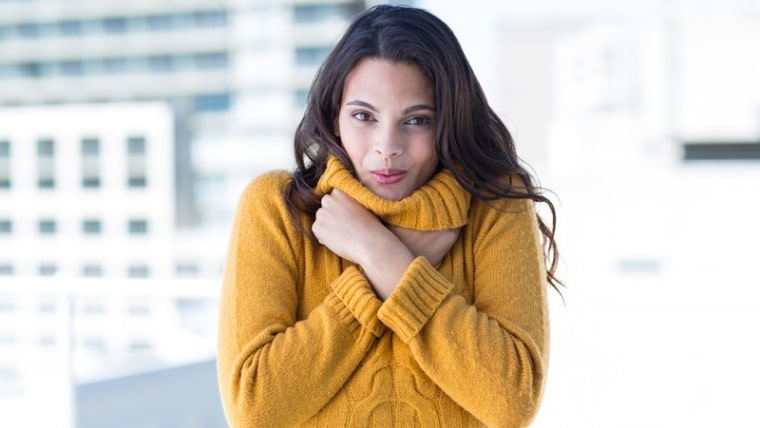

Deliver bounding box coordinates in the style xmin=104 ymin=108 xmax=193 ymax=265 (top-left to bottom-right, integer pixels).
xmin=217 ymin=160 xmax=550 ymax=428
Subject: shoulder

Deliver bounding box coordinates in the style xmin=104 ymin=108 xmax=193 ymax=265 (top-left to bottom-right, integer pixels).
xmin=243 ymin=170 xmax=292 ymax=198
xmin=239 ymin=170 xmax=292 ymax=204
xmin=235 ymin=170 xmax=294 ymax=218
xmin=469 ymin=174 xmax=535 ymax=215
xmin=470 ymin=195 xmax=535 ymax=224
xmin=468 ymin=176 xmax=538 ymax=232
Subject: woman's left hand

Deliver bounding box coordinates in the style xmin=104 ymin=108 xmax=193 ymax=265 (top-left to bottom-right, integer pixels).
xmin=389 ymin=226 xmax=460 ymax=267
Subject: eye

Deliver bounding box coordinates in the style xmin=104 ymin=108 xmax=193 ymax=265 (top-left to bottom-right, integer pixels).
xmin=405 ymin=116 xmax=433 ymax=126
xmin=352 ymin=111 xmax=373 ymax=121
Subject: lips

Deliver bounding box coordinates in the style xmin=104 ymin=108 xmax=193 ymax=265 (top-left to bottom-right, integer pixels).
xmin=370 ymin=169 xmax=406 ymax=184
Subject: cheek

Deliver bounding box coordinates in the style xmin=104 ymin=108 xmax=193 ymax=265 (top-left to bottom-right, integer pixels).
xmin=412 ymin=136 xmax=438 ymax=165
xmin=337 ymin=126 xmax=365 ymax=167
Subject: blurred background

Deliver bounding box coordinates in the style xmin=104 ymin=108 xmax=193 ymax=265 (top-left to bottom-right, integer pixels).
xmin=1 ymin=0 xmax=758 ymax=426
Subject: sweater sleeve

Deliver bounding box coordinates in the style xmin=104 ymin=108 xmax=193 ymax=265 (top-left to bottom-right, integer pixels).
xmin=217 ymin=173 xmax=384 ymax=428
xmin=376 ymin=197 xmax=550 ymax=427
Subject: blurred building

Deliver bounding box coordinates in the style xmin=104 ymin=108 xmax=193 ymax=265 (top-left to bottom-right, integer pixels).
xmin=0 ymin=2 xmax=370 ymax=426
xmin=0 ymin=103 xmax=175 ymax=278
xmin=0 ymin=0 xmax=368 ymax=278
xmin=495 ymin=1 xmax=760 ymax=174
xmin=488 ymin=5 xmax=760 ymax=426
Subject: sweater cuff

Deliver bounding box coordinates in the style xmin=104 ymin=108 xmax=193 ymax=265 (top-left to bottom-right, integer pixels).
xmin=330 ymin=266 xmax=386 ymax=337
xmin=377 ymin=257 xmax=453 ymax=343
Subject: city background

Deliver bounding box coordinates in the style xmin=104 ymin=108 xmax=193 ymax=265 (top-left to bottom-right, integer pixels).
xmin=1 ymin=0 xmax=758 ymax=426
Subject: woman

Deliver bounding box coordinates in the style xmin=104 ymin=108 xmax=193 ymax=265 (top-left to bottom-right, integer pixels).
xmin=218 ymin=5 xmax=560 ymax=427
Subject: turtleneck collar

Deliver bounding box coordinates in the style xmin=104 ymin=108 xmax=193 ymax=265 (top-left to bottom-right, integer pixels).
xmin=315 ymin=156 xmax=471 ymax=231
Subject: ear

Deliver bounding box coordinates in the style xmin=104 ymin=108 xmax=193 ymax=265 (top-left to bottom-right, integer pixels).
xmin=333 ymin=118 xmax=340 ymax=137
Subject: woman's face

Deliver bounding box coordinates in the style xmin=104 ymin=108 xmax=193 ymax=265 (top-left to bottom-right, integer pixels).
xmin=336 ymin=58 xmax=439 ymax=201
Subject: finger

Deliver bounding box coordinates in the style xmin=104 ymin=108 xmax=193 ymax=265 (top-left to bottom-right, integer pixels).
xmin=320 ymin=193 xmax=333 ymax=209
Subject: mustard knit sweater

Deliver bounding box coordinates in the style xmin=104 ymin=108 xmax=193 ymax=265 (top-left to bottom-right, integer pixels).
xmin=217 ymin=157 xmax=549 ymax=427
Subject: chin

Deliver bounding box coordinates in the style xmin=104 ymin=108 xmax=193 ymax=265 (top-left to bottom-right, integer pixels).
xmin=371 ymin=187 xmax=408 ymax=201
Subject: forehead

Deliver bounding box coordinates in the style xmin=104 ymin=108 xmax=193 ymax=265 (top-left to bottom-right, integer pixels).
xmin=342 ymin=58 xmax=434 ymax=102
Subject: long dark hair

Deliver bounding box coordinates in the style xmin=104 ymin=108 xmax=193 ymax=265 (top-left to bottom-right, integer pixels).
xmin=285 ymin=5 xmax=562 ymax=291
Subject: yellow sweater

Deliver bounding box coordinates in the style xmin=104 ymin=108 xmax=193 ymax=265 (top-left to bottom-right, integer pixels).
xmin=218 ymin=157 xmax=549 ymax=427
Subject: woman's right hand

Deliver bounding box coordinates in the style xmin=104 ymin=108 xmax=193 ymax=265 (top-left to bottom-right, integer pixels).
xmin=313 ymin=189 xmax=414 ymax=300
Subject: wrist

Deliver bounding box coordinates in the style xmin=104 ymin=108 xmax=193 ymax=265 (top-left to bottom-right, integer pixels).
xmin=360 ymin=235 xmax=414 ymax=301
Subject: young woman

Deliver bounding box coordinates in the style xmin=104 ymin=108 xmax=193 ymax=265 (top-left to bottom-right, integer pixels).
xmin=217 ymin=5 xmax=560 ymax=427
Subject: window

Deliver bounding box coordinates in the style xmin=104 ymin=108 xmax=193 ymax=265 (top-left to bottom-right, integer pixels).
xmin=37 ymin=139 xmax=54 ymax=156
xmin=37 ymin=138 xmax=55 ymax=189
xmin=0 ymin=140 xmax=9 ymax=188
xmin=127 ymin=136 xmax=147 ymax=187
xmin=128 ymin=265 xmax=150 ymax=278
xmin=176 ymin=262 xmax=199 ymax=277
xmin=19 ymin=62 xmax=42 ymax=78
xmin=193 ymin=10 xmax=227 ymax=27
xmin=60 ymin=60 xmax=84 ymax=76
xmin=0 ymin=220 xmax=11 ymax=234
xmin=128 ymin=136 xmax=146 ymax=155
xmin=194 ymin=52 xmax=228 ymax=70
xmin=128 ymin=219 xmax=148 ymax=235
xmin=147 ymin=14 xmax=174 ymax=31
xmin=103 ymin=17 xmax=127 ymax=33
xmin=195 ymin=93 xmax=230 ymax=112
xmin=293 ymin=4 xmax=356 ymax=23
xmin=38 ymin=264 xmax=57 ymax=276
xmin=39 ymin=336 xmax=56 ymax=347
xmin=129 ymin=340 xmax=153 ymax=351
xmin=83 ymin=337 xmax=106 ymax=353
xmin=81 ymin=137 xmax=100 ymax=188
xmin=82 ymin=219 xmax=101 ymax=235
xmin=148 ymin=55 xmax=174 ymax=72
xmin=0 ymin=264 xmax=13 ymax=276
xmin=82 ymin=264 xmax=103 ymax=277
xmin=295 ymin=46 xmax=332 ymax=66
xmin=683 ymin=141 xmax=760 ymax=161
xmin=38 ymin=301 xmax=56 ymax=313
xmin=59 ymin=20 xmax=83 ymax=36
xmin=38 ymin=219 xmax=56 ymax=235
xmin=81 ymin=138 xmax=99 ymax=155
xmin=103 ymin=57 xmax=128 ymax=73
xmin=82 ymin=303 xmax=105 ymax=315
xmin=17 ymin=23 xmax=41 ymax=38
xmin=128 ymin=305 xmax=151 ymax=315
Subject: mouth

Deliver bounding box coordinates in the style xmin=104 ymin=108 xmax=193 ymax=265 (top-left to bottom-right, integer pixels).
xmin=370 ymin=169 xmax=406 ymax=185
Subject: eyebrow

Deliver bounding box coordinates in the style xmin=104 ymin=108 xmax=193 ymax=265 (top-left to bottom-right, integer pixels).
xmin=345 ymin=100 xmax=436 ymax=115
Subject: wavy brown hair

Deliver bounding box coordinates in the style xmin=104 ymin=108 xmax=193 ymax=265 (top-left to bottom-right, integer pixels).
xmin=285 ymin=5 xmax=562 ymax=291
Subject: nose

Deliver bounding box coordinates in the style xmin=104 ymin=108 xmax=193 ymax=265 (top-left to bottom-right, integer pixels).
xmin=374 ymin=127 xmax=404 ymax=158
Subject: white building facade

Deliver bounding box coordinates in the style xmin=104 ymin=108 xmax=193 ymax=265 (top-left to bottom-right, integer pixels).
xmin=0 ymin=102 xmax=175 ymax=279
xmin=0 ymin=0 xmax=369 ymax=278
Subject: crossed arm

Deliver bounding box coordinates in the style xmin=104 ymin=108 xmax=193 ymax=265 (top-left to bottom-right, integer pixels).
xmin=313 ymin=188 xmax=460 ymax=300
xmin=218 ymin=177 xmax=548 ymax=427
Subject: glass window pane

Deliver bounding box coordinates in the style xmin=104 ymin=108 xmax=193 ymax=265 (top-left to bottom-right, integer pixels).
xmin=39 ymin=220 xmax=56 ymax=234
xmin=37 ymin=139 xmax=54 ymax=156
xmin=128 ymin=219 xmax=148 ymax=235
xmin=82 ymin=219 xmax=101 ymax=235
xmin=127 ymin=136 xmax=146 ymax=155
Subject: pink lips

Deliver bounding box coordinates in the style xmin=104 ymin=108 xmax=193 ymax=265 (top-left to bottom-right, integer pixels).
xmin=370 ymin=169 xmax=406 ymax=184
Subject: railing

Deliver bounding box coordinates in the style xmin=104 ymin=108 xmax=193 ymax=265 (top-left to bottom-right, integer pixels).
xmin=0 ymin=275 xmax=221 ymax=428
